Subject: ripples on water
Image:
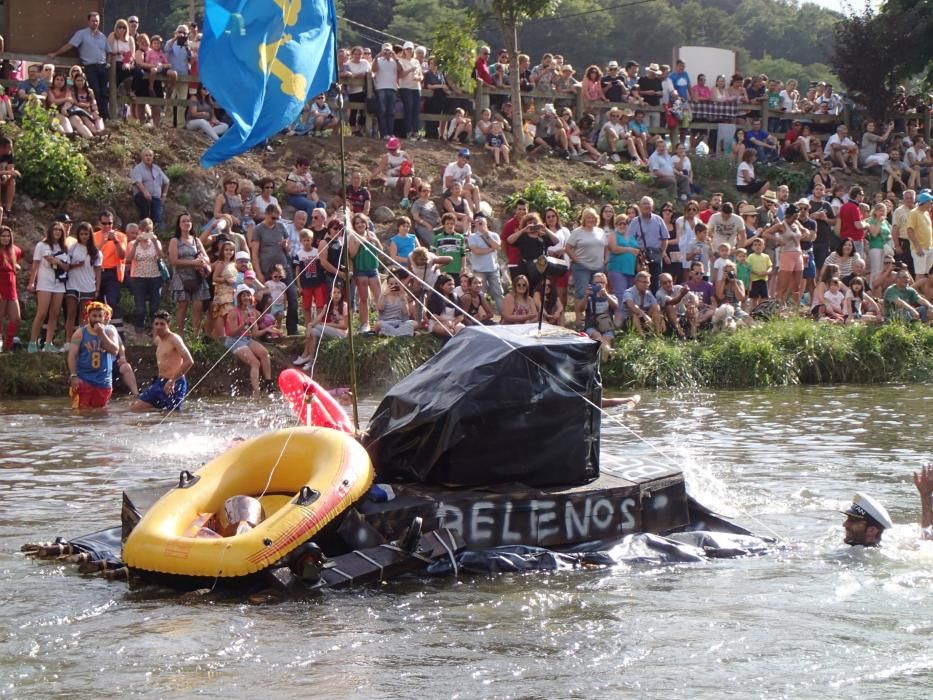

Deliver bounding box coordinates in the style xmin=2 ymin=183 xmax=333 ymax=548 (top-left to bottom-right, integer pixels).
xmin=2 ymin=386 xmax=932 ymax=698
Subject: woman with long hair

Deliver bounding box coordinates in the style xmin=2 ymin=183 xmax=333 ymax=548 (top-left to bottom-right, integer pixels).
xmin=64 ymin=221 xmax=101 ymax=341
xmin=107 ymin=18 xmax=135 ymax=88
xmin=598 ymin=204 xmax=616 ymax=234
xmin=168 ymin=212 xmax=211 ymax=336
xmin=659 ymin=201 xmax=680 ymax=279
xmin=348 ymin=212 xmax=383 ymax=332
xmin=295 ymin=282 xmax=349 ymax=370
xmin=0 ymin=225 xmax=22 ymax=351
xmin=131 ymin=33 xmax=152 ymax=123
xmin=27 ymin=221 xmax=69 ymax=352
xmin=126 ymin=218 xmax=164 ymax=333
xmin=543 ymin=206 xmax=570 ymax=320
xmin=45 ymin=73 xmax=75 ymax=136
xmin=426 ymin=273 xmax=465 ymax=338
xmin=186 ymin=84 xmax=229 ymax=142
xmin=534 ymin=276 xmax=564 ymax=326
xmin=501 ymin=273 xmax=540 ymax=325
xmin=71 ymin=72 xmax=105 ymax=135
xmin=213 ymin=176 xmax=244 ymax=231
xmin=822 ymin=238 xmax=861 ymax=279
xmin=210 ymin=238 xmax=238 ymax=338
xmin=676 ymin=200 xmax=700 ymax=283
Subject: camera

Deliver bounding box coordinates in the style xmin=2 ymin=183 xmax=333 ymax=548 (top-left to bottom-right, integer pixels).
xmin=590 ymin=283 xmax=599 ymax=294
xmin=726 ymin=271 xmax=736 ymax=280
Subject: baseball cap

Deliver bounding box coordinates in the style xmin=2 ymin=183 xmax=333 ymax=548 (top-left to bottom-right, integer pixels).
xmin=381 ymin=42 xmax=393 ymax=51
xmin=918 ymin=192 xmax=933 ymax=205
xmin=235 ymin=284 xmax=254 ymax=297
xmin=235 ymin=251 xmax=251 ymax=261
xmin=457 ymin=147 xmax=471 ymax=158
xmin=244 ymin=270 xmax=256 ymax=279
xmin=841 ymin=493 xmax=893 ymax=530
xmin=54 ymin=213 xmax=73 ymax=223
xmin=607 ymin=60 xmax=619 ymax=69
xmin=402 ymin=41 xmax=414 ymax=50
xmin=386 ymin=136 xmax=401 ymax=149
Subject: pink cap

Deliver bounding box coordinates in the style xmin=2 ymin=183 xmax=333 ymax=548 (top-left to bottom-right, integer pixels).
xmin=386 ymin=136 xmax=401 ymax=150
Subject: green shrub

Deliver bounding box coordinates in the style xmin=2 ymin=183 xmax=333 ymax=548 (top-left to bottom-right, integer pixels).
xmin=15 ymin=99 xmax=87 ymax=201
xmin=569 ymin=177 xmax=618 ymax=201
xmin=614 ymin=162 xmax=652 ymax=185
xmin=502 ymin=180 xmax=572 ymax=222
xmin=164 ymin=163 xmax=190 ymax=181
xmin=756 ymin=163 xmax=811 ymax=196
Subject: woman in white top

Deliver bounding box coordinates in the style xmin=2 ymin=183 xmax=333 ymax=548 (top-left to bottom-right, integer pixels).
xmin=341 ymin=45 xmax=371 ymax=136
xmin=397 ymin=42 xmax=423 ymax=140
xmin=543 ymin=206 xmax=571 ymax=313
xmin=64 ymin=222 xmax=102 ymax=340
xmin=675 ymin=200 xmax=701 ymax=282
xmin=107 ymin=18 xmax=135 ymax=87
xmin=673 ymin=142 xmax=693 ymax=191
xmin=27 ymin=221 xmax=69 ymax=352
xmin=710 ymin=75 xmax=729 ymax=101
xmin=252 ymin=178 xmax=279 ymax=219
xmin=779 ymin=79 xmax=799 ymax=113
xmin=372 ymin=43 xmax=401 ymax=139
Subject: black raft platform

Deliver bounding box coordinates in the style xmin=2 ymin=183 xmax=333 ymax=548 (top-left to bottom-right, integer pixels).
xmin=355 ymin=462 xmax=688 ymax=549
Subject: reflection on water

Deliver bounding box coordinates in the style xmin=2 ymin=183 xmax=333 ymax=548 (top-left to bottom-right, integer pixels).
xmin=2 ymin=385 xmax=932 ymax=697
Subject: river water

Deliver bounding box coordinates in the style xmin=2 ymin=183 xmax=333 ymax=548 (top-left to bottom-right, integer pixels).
xmin=1 ymin=385 xmax=932 ymax=698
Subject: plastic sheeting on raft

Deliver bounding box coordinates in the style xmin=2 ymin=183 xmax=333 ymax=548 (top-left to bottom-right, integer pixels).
xmin=364 ymin=324 xmax=602 ymax=487
xmin=425 ymin=531 xmax=775 ymax=576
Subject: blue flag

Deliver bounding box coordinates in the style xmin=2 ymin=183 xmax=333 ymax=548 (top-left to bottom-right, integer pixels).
xmin=199 ymin=0 xmax=336 ymax=168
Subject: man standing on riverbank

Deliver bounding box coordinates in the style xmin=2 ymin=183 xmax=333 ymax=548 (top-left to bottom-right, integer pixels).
xmin=131 ymin=310 xmax=194 ymax=412
xmin=67 ymin=301 xmax=120 ymax=409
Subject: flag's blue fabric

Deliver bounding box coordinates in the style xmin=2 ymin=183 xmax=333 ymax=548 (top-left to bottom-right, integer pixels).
xmin=199 ymin=0 xmax=336 ymax=168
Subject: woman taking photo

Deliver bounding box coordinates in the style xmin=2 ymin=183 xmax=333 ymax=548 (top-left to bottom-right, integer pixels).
xmin=348 ymin=213 xmax=383 ymax=332
xmin=126 ymin=218 xmax=164 ymax=333
xmin=64 ymin=221 xmax=102 ymax=341
xmin=27 ymin=221 xmax=69 ymax=352
xmin=168 ymin=212 xmax=211 ymax=336
xmin=507 ymin=212 xmax=556 ymax=292
xmin=0 ymin=225 xmax=22 ymax=351
xmin=375 ymin=272 xmax=416 ymax=337
xmin=186 ymin=85 xmax=229 ymax=142
xmin=224 ymin=285 xmax=272 ymax=396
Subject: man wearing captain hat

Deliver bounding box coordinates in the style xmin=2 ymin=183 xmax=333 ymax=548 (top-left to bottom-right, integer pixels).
xmin=841 ymin=493 xmax=893 ymax=546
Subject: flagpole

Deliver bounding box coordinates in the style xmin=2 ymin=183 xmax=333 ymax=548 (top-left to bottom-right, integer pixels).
xmin=334 ymin=74 xmax=360 ymax=431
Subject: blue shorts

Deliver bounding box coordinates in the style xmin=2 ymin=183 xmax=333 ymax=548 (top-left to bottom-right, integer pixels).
xmin=225 ymin=336 xmax=251 ymax=352
xmin=802 ymin=251 xmax=816 ymax=279
xmin=138 ymin=376 xmax=188 ymax=411
xmin=571 ymin=264 xmax=599 ymax=300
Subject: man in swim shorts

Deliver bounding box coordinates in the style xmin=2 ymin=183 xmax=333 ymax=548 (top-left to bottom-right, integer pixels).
xmin=131 ymin=310 xmax=194 ymax=411
xmin=67 ymin=301 xmax=121 ymax=409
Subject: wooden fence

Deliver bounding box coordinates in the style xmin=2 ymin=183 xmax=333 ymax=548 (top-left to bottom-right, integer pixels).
xmin=2 ymin=51 xmax=930 ymax=145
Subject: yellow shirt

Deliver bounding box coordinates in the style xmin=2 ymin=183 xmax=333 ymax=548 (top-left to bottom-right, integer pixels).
xmin=906 ymin=207 xmax=932 ymax=252
xmin=747 ymin=251 xmax=772 ymax=281
xmin=892 ymin=204 xmax=912 ymax=241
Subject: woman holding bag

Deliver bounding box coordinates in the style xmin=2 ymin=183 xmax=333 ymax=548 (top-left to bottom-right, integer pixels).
xmin=168 ymin=212 xmax=210 ymax=336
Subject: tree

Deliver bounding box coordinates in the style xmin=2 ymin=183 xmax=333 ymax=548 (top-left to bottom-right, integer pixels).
xmin=475 ymin=0 xmax=562 ymax=155
xmin=830 ymin=3 xmax=911 ymax=117
xmin=746 ymin=55 xmax=835 ymax=93
xmin=388 ymin=0 xmax=469 ymax=46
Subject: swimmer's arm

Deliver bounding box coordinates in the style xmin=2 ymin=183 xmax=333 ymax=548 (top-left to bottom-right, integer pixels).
xmin=913 ymin=464 xmax=933 ymax=539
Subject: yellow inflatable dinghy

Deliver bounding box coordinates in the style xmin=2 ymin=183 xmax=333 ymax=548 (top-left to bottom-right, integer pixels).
xmin=123 ymin=427 xmax=374 ymax=578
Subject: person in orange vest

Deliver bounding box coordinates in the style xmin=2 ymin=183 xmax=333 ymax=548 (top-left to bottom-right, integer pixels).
xmin=93 ymin=210 xmax=128 ymax=337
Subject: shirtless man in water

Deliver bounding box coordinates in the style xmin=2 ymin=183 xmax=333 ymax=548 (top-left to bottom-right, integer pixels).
xmin=131 ymin=310 xmax=194 ymax=412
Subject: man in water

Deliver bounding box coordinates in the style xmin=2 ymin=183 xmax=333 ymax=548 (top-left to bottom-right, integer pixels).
xmin=67 ymin=301 xmax=121 ymax=409
xmin=131 ymin=310 xmax=194 ymax=412
xmin=914 ymin=463 xmax=933 ymax=540
xmin=841 ymin=493 xmax=893 ymax=546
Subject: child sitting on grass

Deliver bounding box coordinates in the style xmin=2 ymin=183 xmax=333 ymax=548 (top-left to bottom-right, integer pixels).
xmin=485 ymin=120 xmax=511 ymax=165
xmin=446 ymin=108 xmax=472 ymax=144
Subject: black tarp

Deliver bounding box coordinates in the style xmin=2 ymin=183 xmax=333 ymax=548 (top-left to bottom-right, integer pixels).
xmin=364 ymin=324 xmax=602 ymax=487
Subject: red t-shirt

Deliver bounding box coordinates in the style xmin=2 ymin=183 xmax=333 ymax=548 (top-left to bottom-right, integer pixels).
xmin=783 ymin=128 xmax=800 ymax=148
xmin=838 ymin=201 xmax=864 ymax=241
xmin=698 ymin=209 xmax=714 ymax=224
xmin=501 ymin=216 xmax=522 ymax=266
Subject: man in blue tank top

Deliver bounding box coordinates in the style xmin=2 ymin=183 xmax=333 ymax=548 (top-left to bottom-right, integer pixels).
xmin=66 ymin=301 xmax=120 ymax=409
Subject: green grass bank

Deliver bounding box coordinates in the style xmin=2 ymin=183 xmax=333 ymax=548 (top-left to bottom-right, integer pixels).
xmin=2 ymin=321 xmax=932 ymax=399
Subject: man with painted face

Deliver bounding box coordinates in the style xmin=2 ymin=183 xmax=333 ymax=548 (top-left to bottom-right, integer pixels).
xmin=67 ymin=301 xmax=120 ymax=409
xmin=840 ymin=493 xmax=893 ymax=546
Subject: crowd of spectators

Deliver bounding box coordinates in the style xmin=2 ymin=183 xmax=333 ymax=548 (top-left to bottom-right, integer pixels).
xmin=1 ymin=16 xmax=932 ymax=368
